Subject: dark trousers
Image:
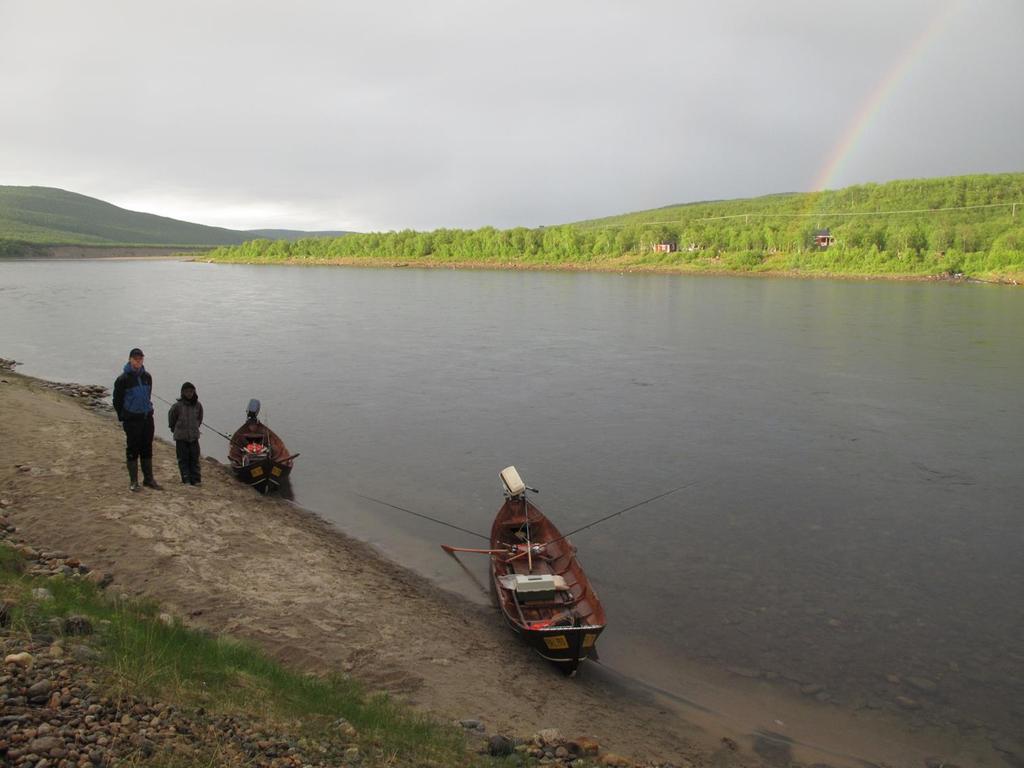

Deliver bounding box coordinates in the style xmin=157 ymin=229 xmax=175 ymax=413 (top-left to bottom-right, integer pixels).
xmin=175 ymin=440 xmax=201 ymax=483
xmin=123 ymin=414 xmax=155 ymax=461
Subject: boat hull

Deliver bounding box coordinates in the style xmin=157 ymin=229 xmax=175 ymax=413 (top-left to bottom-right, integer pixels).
xmin=228 ymin=417 xmax=294 ymax=494
xmin=490 ymin=497 xmax=606 ymax=674
xmin=497 ymin=597 xmax=605 ymax=675
xmin=232 ymin=458 xmax=292 ymax=493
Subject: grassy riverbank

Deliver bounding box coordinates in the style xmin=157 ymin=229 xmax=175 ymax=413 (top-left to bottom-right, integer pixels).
xmin=0 ymin=543 xmax=482 ymax=767
xmin=204 ymin=172 xmax=1024 ymax=282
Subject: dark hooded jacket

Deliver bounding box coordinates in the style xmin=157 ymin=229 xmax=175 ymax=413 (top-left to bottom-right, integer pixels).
xmin=113 ymin=363 xmax=153 ymax=422
xmin=168 ymin=382 xmax=204 ymax=442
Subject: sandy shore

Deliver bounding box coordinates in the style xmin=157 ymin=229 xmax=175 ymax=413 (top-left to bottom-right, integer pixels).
xmin=0 ymin=368 xmax=784 ymax=767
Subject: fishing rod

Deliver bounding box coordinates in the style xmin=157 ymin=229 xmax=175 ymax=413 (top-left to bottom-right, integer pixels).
xmin=549 ymin=478 xmax=701 ymax=546
xmin=441 ymin=477 xmax=702 ymax=559
xmin=350 ymin=491 xmax=491 ymax=541
xmin=152 ymin=392 xmax=247 ymax=452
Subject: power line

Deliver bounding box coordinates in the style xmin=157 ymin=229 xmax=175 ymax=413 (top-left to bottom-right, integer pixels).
xmin=576 ymin=201 xmax=1021 ymax=230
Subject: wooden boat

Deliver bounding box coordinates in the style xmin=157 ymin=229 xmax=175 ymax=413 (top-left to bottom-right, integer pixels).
xmin=447 ymin=466 xmax=605 ymax=675
xmin=227 ymin=400 xmax=297 ymax=493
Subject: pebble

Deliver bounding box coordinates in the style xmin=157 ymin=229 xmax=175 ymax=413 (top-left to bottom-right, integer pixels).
xmin=5 ymin=652 xmax=34 ymax=668
xmin=63 ymin=615 xmax=94 ymax=636
xmin=536 ymin=728 xmax=563 ymax=746
xmin=488 ymin=735 xmax=514 ymax=756
xmin=569 ymin=736 xmax=601 ymax=756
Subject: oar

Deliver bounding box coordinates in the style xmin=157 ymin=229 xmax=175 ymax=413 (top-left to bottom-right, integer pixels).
xmin=441 ymin=544 xmax=509 ymax=556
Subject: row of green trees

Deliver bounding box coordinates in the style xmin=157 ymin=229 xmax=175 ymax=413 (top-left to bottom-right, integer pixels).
xmin=207 ymin=173 xmax=1024 ymax=277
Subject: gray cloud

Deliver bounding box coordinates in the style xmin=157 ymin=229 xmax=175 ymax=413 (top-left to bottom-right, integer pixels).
xmin=1 ymin=0 xmax=1021 ymax=231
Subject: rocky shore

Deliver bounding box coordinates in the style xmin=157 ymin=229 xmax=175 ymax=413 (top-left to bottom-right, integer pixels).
xmin=0 ymin=537 xmax=656 ymax=768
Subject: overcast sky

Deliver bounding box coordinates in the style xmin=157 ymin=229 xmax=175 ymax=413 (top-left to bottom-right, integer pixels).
xmin=1 ymin=1 xmax=1021 ymax=232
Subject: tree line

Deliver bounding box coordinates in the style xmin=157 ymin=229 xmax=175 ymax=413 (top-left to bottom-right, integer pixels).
xmin=206 ymin=173 xmax=1024 ymax=278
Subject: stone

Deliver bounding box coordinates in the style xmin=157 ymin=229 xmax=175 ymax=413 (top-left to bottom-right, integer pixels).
xmin=800 ymin=683 xmax=824 ymax=696
xmin=28 ymin=679 xmax=53 ymax=697
xmin=64 ymin=615 xmax=94 ymax=635
xmin=597 ymin=753 xmax=632 ymax=766
xmin=488 ymin=735 xmax=514 ymax=756
xmin=535 ymin=728 xmax=563 ymax=746
xmin=569 ymin=736 xmax=601 ymax=756
xmin=32 ymin=587 xmax=53 ymax=600
xmin=4 ymin=652 xmax=33 ymax=668
xmin=336 ymin=719 xmax=357 ymax=739
xmin=28 ymin=735 xmax=62 ymax=753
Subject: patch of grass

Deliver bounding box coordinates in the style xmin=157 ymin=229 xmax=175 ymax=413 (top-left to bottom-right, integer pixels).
xmin=0 ymin=543 xmax=480 ymax=766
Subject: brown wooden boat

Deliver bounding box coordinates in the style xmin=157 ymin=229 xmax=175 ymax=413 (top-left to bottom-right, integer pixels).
xmin=227 ymin=400 xmax=297 ymax=493
xmin=482 ymin=466 xmax=606 ymax=675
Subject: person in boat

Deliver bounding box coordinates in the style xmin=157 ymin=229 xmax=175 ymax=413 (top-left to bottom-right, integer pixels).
xmin=112 ymin=348 xmax=163 ymax=492
xmin=168 ymin=381 xmax=204 ymax=486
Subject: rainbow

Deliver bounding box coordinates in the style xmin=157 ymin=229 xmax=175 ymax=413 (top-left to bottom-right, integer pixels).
xmin=810 ymin=1 xmax=962 ymax=193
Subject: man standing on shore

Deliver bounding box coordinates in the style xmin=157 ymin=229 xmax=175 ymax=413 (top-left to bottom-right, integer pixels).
xmin=113 ymin=348 xmax=163 ymax=492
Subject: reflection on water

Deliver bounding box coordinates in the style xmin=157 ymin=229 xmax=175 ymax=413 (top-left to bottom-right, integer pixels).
xmin=2 ymin=260 xmax=1022 ymax=762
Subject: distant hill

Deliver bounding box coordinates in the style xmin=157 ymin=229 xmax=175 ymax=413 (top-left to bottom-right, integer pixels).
xmin=0 ymin=186 xmax=352 ymax=249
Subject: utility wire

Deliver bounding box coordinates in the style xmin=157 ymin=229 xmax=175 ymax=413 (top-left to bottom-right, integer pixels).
xmin=576 ymin=201 xmax=1021 ymax=230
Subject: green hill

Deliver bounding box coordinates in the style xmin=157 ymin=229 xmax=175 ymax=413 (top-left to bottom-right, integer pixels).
xmin=206 ymin=172 xmax=1024 ymax=281
xmin=0 ymin=186 xmax=352 ymax=252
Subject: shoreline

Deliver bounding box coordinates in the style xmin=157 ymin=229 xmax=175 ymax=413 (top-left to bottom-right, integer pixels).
xmin=3 ymin=247 xmax=1020 ymax=284
xmin=196 ymin=254 xmax=1023 ymax=286
xmin=1 ymin=361 xmax=1007 ymax=768
xmin=0 ymin=364 xmax=737 ymax=766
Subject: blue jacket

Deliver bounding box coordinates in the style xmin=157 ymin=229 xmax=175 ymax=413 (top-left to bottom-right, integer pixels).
xmin=113 ymin=363 xmax=154 ymax=422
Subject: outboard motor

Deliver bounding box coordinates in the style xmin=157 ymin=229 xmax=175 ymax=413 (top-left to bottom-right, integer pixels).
xmin=246 ymin=398 xmax=261 ymax=421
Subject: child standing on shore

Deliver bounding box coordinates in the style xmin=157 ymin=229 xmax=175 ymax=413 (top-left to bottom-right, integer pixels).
xmin=168 ymin=381 xmax=204 ymax=485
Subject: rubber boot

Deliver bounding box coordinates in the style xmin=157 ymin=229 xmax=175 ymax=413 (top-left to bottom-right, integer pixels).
xmin=141 ymin=458 xmax=163 ymax=490
xmin=127 ymin=459 xmax=141 ymax=493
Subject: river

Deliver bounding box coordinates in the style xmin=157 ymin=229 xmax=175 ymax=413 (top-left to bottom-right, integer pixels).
xmin=2 ymin=260 xmax=1022 ymax=765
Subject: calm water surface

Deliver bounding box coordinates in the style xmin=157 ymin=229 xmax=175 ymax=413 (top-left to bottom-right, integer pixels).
xmin=2 ymin=261 xmax=1022 ymax=762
